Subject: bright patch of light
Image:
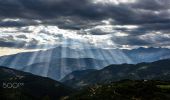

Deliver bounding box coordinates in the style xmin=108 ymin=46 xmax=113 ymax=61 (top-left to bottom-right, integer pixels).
xmin=0 ymin=47 xmax=45 ymax=56
xmin=2 ymin=18 xmax=20 ymax=22
xmin=0 ymin=27 xmax=18 ymax=32
xmin=93 ymin=0 xmax=136 ymax=5
xmin=121 ymin=45 xmax=131 ymax=49
xmin=93 ymin=25 xmax=138 ymax=30
xmin=101 ymin=18 xmax=113 ymax=25
xmin=114 ymin=32 xmax=128 ymax=36
xmin=154 ymin=11 xmax=161 ymax=15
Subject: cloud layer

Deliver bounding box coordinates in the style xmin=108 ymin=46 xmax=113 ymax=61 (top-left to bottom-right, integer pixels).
xmin=0 ymin=0 xmax=170 ymax=49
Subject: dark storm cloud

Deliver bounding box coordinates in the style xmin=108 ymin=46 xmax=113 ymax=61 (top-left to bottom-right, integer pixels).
xmin=0 ymin=0 xmax=103 ymax=19
xmin=112 ymin=32 xmax=170 ymax=48
xmin=0 ymin=0 xmax=169 ymax=29
xmin=42 ymin=17 xmax=102 ymax=30
xmin=0 ymin=0 xmax=170 ymax=49
xmin=112 ymin=36 xmax=151 ymax=46
xmin=0 ymin=19 xmax=40 ymax=27
xmin=88 ymin=29 xmax=110 ymax=35
xmin=0 ymin=40 xmax=51 ymax=49
xmin=125 ymin=23 xmax=170 ymax=36
xmin=0 ymin=40 xmax=25 ymax=48
xmin=131 ymin=0 xmax=170 ymax=11
xmin=0 ymin=0 xmax=107 ymax=28
xmin=137 ymin=23 xmax=170 ymax=32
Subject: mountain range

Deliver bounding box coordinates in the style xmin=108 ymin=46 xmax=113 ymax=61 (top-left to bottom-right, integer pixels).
xmin=0 ymin=47 xmax=170 ymax=80
xmin=62 ymin=59 xmax=170 ymax=88
xmin=1 ymin=59 xmax=170 ymax=100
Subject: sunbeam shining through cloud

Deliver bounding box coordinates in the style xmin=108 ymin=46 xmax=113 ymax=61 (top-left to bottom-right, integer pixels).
xmin=0 ymin=0 xmax=170 ymax=81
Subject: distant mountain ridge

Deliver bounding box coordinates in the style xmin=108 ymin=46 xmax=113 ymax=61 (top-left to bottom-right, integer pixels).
xmin=0 ymin=47 xmax=170 ymax=80
xmin=62 ymin=59 xmax=170 ymax=88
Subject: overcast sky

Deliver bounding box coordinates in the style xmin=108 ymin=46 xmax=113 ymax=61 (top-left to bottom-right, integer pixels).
xmin=0 ymin=0 xmax=170 ymax=56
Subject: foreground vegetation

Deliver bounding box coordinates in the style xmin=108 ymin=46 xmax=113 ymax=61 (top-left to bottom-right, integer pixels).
xmin=63 ymin=80 xmax=170 ymax=100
